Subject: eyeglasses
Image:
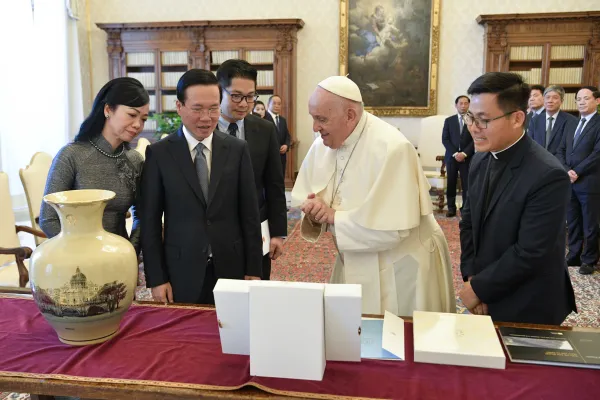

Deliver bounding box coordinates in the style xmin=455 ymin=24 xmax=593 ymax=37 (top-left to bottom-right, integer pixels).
xmin=183 ymin=104 xmax=221 ymax=118
xmin=464 ymin=110 xmax=518 ymax=129
xmin=223 ymin=87 xmax=259 ymax=104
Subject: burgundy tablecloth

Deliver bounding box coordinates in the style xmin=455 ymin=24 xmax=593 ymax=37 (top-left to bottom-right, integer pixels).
xmin=0 ymin=295 xmax=598 ymax=400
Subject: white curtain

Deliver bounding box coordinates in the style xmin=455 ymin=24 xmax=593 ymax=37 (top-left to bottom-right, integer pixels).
xmin=0 ymin=0 xmax=84 ymax=211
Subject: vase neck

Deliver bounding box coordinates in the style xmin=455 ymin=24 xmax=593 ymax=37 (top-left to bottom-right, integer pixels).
xmin=52 ymin=202 xmax=106 ymax=235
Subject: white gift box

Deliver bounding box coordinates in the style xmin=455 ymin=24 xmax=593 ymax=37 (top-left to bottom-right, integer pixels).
xmin=249 ymin=281 xmax=326 ymax=381
xmin=324 ymin=284 xmax=362 ymax=362
xmin=413 ymin=311 xmax=506 ymax=369
xmin=213 ymin=279 xmax=254 ymax=355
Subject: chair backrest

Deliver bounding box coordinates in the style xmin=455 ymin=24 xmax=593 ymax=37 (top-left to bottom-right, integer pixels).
xmin=0 ymin=172 xmax=21 ymax=265
xmin=19 ymin=152 xmax=52 ymax=245
xmin=135 ymin=138 xmax=151 ymax=159
xmin=419 ymin=115 xmax=449 ymax=170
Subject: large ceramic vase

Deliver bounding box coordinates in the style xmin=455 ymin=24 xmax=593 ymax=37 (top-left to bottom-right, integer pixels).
xmin=30 ymin=189 xmax=138 ymax=346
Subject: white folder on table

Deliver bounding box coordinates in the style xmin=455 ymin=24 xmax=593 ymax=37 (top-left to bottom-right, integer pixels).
xmin=261 ymin=220 xmax=270 ymax=255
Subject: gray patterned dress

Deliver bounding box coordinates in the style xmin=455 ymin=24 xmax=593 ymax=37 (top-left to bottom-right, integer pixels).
xmin=39 ymin=135 xmax=143 ymax=254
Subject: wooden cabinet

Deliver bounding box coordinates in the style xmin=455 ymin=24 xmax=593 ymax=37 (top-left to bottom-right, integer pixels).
xmin=97 ymin=19 xmax=304 ymax=187
xmin=478 ymin=12 xmax=600 ymax=113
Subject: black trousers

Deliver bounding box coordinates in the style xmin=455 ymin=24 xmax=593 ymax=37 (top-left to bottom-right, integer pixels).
xmin=446 ymin=158 xmax=470 ymax=210
xmin=197 ymin=258 xmax=217 ymax=305
xmin=281 ymin=154 xmax=287 ymax=178
xmin=567 ymin=189 xmax=600 ymax=265
xmin=262 ymin=254 xmax=272 ymax=280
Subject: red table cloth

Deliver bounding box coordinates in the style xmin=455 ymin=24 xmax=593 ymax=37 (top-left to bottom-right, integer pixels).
xmin=0 ymin=295 xmax=598 ymax=400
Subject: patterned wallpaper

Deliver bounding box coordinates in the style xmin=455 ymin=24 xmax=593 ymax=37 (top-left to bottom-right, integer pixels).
xmin=88 ymin=0 xmax=600 ymax=164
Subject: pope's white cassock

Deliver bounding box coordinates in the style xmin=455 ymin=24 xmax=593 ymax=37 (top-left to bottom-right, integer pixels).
xmin=292 ymin=78 xmax=456 ymax=316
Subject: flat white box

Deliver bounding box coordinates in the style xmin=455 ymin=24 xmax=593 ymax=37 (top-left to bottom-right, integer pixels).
xmin=213 ymin=279 xmax=253 ymax=355
xmin=249 ymin=281 xmax=326 ymax=381
xmin=413 ymin=311 xmax=506 ymax=369
xmin=324 ymin=284 xmax=362 ymax=362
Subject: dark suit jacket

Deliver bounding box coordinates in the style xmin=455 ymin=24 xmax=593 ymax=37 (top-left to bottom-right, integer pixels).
xmin=272 ymin=114 xmax=291 ymax=149
xmin=140 ymin=128 xmax=262 ymax=303
xmin=263 ymin=112 xmax=275 ymax=125
xmin=442 ymin=114 xmax=474 ymax=163
xmin=530 ymin=110 xmax=578 ymax=157
xmin=459 ymin=135 xmax=576 ymax=325
xmin=525 ymin=108 xmax=544 ymax=137
xmin=243 ymin=114 xmax=287 ymax=237
xmin=556 ymin=113 xmax=600 ymax=194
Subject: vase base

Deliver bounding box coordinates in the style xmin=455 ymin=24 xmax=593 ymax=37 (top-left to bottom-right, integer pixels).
xmin=58 ymin=328 xmax=119 ymax=346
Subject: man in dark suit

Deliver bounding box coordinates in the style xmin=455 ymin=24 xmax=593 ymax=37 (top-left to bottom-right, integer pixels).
xmin=141 ymin=69 xmax=262 ymax=304
xmin=442 ymin=95 xmax=474 ymax=217
xmin=525 ymin=84 xmax=545 ymax=136
xmin=459 ymin=72 xmax=576 ymax=325
xmin=268 ymin=95 xmax=291 ymax=176
xmin=216 ymin=59 xmax=287 ymax=280
xmin=556 ymin=86 xmax=600 ymax=275
xmin=529 ymin=85 xmax=578 ymax=158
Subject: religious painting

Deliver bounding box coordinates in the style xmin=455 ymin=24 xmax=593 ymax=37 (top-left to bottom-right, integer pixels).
xmin=339 ymin=0 xmax=440 ymax=116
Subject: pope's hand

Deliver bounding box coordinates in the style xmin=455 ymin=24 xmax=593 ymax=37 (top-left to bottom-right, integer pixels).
xmin=301 ymin=195 xmax=335 ymax=225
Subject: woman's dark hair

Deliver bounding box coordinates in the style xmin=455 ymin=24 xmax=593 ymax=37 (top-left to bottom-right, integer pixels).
xmin=74 ymin=77 xmax=149 ymax=142
xmin=254 ymin=100 xmax=265 ymax=108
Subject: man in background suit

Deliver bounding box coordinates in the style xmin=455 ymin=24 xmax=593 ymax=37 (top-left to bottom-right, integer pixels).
xmin=442 ymin=95 xmax=474 ymax=217
xmin=557 ymin=86 xmax=600 ymax=275
xmin=530 ymin=85 xmax=578 ymax=158
xmin=216 ymin=59 xmax=287 ymax=280
xmin=525 ymin=84 xmax=545 ymax=135
xmin=459 ymin=72 xmax=576 ymax=325
xmin=141 ymin=69 xmax=262 ymax=304
xmin=268 ymin=95 xmax=291 ymax=176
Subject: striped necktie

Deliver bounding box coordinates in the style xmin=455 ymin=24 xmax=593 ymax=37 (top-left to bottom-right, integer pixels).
xmin=194 ymin=143 xmax=209 ymax=201
xmin=573 ymin=118 xmax=586 ymax=146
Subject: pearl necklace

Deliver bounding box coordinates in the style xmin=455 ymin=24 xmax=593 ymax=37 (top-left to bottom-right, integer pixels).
xmin=89 ymin=139 xmax=125 ymax=158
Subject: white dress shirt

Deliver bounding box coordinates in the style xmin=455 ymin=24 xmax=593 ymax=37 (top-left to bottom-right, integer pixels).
xmin=183 ymin=125 xmax=213 ymax=177
xmin=546 ymin=111 xmax=558 ymax=131
xmin=453 ymin=113 xmax=467 ymax=158
xmin=269 ymin=110 xmax=279 ymax=125
xmin=218 ymin=117 xmax=245 ymax=140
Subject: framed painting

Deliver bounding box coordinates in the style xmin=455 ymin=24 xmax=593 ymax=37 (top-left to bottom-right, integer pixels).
xmin=339 ymin=0 xmax=440 ymax=116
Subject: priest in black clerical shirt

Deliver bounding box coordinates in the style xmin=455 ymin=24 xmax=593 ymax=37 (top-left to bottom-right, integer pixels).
xmin=458 ymin=72 xmax=576 ymax=325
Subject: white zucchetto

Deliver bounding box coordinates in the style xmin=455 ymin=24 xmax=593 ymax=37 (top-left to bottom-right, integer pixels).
xmin=317 ymin=76 xmax=363 ymax=103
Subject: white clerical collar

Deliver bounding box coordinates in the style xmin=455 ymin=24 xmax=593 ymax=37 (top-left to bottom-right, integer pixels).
xmin=183 ymin=125 xmax=213 ymax=153
xmin=490 ymin=130 xmax=525 ymax=159
xmin=341 ymin=111 xmax=368 ymax=147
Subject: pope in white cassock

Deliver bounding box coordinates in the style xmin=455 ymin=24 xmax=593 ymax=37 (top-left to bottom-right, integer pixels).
xmin=292 ymin=76 xmax=456 ymax=316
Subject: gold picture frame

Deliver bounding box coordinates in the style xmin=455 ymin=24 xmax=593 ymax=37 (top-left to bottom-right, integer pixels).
xmin=339 ymin=0 xmax=440 ymax=116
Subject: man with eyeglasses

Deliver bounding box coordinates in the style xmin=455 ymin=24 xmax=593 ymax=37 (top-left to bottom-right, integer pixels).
xmin=141 ymin=69 xmax=263 ymax=305
xmin=458 ymin=72 xmax=576 ymax=325
xmin=216 ymin=60 xmax=287 ymax=281
xmin=556 ymin=86 xmax=600 ymax=275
